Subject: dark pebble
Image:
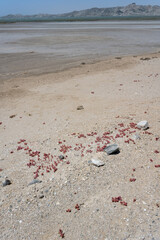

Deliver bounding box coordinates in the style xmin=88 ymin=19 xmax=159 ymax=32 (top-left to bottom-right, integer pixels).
xmin=28 ymin=179 xmax=42 ymax=186
xmin=2 ymin=179 xmax=12 ymax=187
xmin=104 ymin=144 xmax=120 ymax=155
xmin=39 ymin=195 xmax=44 ymax=199
xmin=77 ymin=105 xmax=84 ymax=110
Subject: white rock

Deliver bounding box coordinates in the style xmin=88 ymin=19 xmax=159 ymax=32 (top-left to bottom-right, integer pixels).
xmin=132 ymin=134 xmax=141 ymax=140
xmin=137 ymin=120 xmax=149 ymax=130
xmin=88 ymin=152 xmax=106 ymax=167
xmin=88 ymin=158 xmax=105 ymax=167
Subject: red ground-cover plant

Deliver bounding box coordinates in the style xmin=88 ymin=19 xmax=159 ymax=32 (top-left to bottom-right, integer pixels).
xmin=130 ymin=178 xmax=136 ymax=182
xmin=66 ymin=209 xmax=71 ymax=212
xmin=112 ymin=196 xmax=122 ymax=202
xmin=59 ymin=229 xmax=65 ymax=238
xmin=154 ymin=150 xmax=159 ymax=154
xmin=17 ymin=146 xmax=23 ymax=151
xmin=125 ymin=139 xmax=135 ymax=144
xmin=155 ymin=165 xmax=160 ymax=168
xmin=143 ymin=131 xmax=152 ymax=135
xmin=75 ymin=204 xmax=80 ymax=210
xmin=78 ymin=134 xmax=86 ymax=138
xmin=16 ymin=121 xmax=142 ymax=178
xmin=120 ymin=201 xmax=127 ymax=206
xmin=129 ymin=122 xmax=137 ymax=129
xmin=118 ymin=123 xmax=124 ymax=127
xmin=133 ymin=80 xmax=140 ymax=82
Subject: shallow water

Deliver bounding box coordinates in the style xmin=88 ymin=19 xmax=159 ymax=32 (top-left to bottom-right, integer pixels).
xmin=0 ymin=21 xmax=160 ymax=78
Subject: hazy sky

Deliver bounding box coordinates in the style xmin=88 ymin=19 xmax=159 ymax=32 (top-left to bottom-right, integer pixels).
xmin=0 ymin=0 xmax=160 ymax=16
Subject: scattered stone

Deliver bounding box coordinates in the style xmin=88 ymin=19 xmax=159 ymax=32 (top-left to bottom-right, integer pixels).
xmin=58 ymin=155 xmax=64 ymax=160
xmin=132 ymin=134 xmax=141 ymax=140
xmin=2 ymin=179 xmax=12 ymax=187
xmin=88 ymin=158 xmax=105 ymax=167
xmin=39 ymin=194 xmax=44 ymax=199
xmin=50 ymin=177 xmax=54 ymax=181
xmin=81 ymin=62 xmax=86 ymax=65
xmin=9 ymin=114 xmax=16 ymax=118
xmin=77 ymin=105 xmax=84 ymax=110
xmin=28 ymin=179 xmax=42 ymax=186
xmin=88 ymin=152 xmax=106 ymax=167
xmin=115 ymin=57 xmax=122 ymax=59
xmin=44 ymin=189 xmax=49 ymax=193
xmin=104 ymin=144 xmax=119 ymax=155
xmin=140 ymin=57 xmax=151 ymax=61
xmin=137 ymin=120 xmax=149 ymax=130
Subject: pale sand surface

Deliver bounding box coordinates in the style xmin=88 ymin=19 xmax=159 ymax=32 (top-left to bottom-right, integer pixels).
xmin=0 ymin=53 xmax=160 ymax=239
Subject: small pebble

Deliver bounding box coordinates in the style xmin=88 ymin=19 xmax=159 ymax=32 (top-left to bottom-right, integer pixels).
xmin=58 ymin=155 xmax=64 ymax=160
xmin=77 ymin=105 xmax=84 ymax=110
xmin=28 ymin=179 xmax=42 ymax=186
xmin=39 ymin=195 xmax=44 ymax=199
xmin=2 ymin=179 xmax=12 ymax=187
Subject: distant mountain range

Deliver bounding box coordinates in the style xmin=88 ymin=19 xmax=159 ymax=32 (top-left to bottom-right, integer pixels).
xmin=61 ymin=3 xmax=160 ymax=17
xmin=1 ymin=4 xmax=160 ymax=22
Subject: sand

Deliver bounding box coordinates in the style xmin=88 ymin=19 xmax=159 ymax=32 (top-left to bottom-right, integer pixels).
xmin=0 ymin=52 xmax=160 ymax=240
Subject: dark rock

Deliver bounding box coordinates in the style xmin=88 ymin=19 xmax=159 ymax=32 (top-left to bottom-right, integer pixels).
xmin=39 ymin=194 xmax=44 ymax=199
xmin=58 ymin=155 xmax=64 ymax=160
xmin=28 ymin=179 xmax=42 ymax=186
xmin=77 ymin=105 xmax=84 ymax=110
xmin=104 ymin=144 xmax=119 ymax=155
xmin=2 ymin=179 xmax=12 ymax=187
xmin=140 ymin=57 xmax=151 ymax=61
xmin=9 ymin=114 xmax=16 ymax=118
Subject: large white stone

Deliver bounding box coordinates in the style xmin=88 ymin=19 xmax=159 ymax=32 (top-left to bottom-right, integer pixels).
xmin=88 ymin=152 xmax=106 ymax=167
xmin=88 ymin=158 xmax=105 ymax=167
xmin=137 ymin=120 xmax=149 ymax=130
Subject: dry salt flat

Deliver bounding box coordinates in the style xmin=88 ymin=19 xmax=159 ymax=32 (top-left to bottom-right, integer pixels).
xmin=0 ymin=53 xmax=160 ymax=240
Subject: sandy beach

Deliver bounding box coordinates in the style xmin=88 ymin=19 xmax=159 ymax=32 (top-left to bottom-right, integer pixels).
xmin=0 ymin=49 xmax=160 ymax=239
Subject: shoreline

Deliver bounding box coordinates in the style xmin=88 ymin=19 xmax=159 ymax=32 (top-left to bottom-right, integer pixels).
xmin=1 ymin=50 xmax=160 ymax=83
xmin=1 ymin=15 xmax=160 ymax=24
